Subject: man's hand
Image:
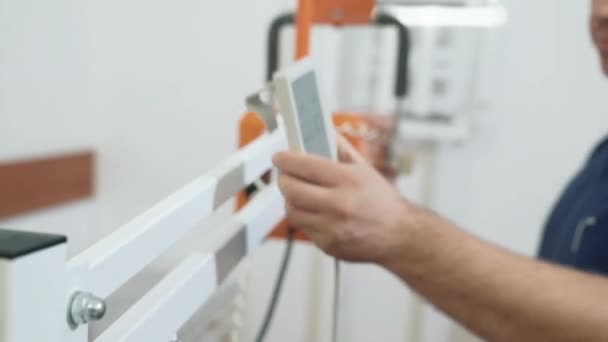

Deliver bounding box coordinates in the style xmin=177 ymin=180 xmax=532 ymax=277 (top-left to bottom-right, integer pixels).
xmin=272 ymin=135 xmax=414 ymax=264
xmin=275 ymin=137 xmax=608 ymax=342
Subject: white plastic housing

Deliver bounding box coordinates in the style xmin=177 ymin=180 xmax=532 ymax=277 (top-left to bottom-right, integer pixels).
xmin=273 ymin=58 xmax=338 ymax=161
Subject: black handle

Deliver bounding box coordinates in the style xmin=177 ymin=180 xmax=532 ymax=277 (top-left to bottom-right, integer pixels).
xmin=265 ymin=12 xmax=410 ymax=98
xmin=373 ymin=13 xmax=410 ymax=99
xmin=267 ymin=13 xmax=296 ymax=82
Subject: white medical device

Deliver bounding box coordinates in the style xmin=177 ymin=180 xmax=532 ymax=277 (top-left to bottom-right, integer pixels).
xmin=273 ymin=58 xmax=338 ymax=161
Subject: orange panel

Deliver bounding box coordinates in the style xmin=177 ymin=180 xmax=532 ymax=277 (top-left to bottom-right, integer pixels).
xmin=238 ymin=112 xmax=266 ymax=147
xmin=296 ymin=0 xmax=314 ymax=58
xmin=297 ymin=0 xmax=375 ymax=58
xmin=333 ymin=112 xmax=396 ymax=178
xmin=268 ymin=219 xmax=310 ymax=240
xmin=312 ymin=0 xmax=375 ymax=25
xmin=236 ymin=112 xmax=265 ymax=210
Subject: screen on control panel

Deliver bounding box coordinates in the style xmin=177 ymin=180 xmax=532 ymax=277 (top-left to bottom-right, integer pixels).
xmin=291 ymin=72 xmax=332 ymax=159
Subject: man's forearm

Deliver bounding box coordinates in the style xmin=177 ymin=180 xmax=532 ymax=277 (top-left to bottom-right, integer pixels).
xmin=385 ymin=208 xmax=608 ymax=342
xmin=272 ymin=146 xmax=608 ymax=340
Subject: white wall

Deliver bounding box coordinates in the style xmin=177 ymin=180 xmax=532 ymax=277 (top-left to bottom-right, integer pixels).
xmin=0 ymin=0 xmax=96 ymax=256
xmin=1 ymin=0 xmax=607 ymax=341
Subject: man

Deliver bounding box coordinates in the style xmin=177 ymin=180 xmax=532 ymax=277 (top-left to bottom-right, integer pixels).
xmin=273 ymin=1 xmax=608 ymax=340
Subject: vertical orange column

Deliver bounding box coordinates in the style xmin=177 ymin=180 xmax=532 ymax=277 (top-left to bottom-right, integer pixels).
xmin=236 ymin=112 xmax=266 ymax=209
xmin=296 ymin=0 xmax=313 ymax=59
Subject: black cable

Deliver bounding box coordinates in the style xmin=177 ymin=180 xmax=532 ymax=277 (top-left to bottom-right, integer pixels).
xmin=332 ymin=258 xmax=340 ymax=342
xmin=254 ymin=227 xmax=296 ymax=342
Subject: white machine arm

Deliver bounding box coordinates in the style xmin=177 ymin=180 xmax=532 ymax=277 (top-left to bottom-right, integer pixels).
xmin=0 ymin=130 xmax=287 ymax=342
xmin=95 ymin=185 xmax=284 ymax=342
xmin=68 ymin=129 xmax=286 ymax=298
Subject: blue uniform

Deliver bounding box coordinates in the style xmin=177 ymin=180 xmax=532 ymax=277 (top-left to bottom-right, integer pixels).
xmin=539 ymin=137 xmax=608 ymax=274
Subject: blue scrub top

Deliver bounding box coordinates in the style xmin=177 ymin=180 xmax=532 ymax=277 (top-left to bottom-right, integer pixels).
xmin=539 ymin=136 xmax=608 ymax=274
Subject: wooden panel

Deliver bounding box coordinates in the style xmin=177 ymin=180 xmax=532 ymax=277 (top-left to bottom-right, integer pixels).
xmin=0 ymin=151 xmax=94 ymax=219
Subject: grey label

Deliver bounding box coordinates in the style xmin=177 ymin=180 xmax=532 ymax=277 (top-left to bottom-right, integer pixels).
xmin=215 ymin=225 xmax=248 ymax=284
xmin=292 ymin=72 xmax=332 ymax=159
xmin=213 ymin=164 xmax=245 ymax=209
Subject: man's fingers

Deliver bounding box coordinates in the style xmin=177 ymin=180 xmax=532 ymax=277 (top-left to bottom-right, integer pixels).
xmin=273 ymin=152 xmax=347 ymax=187
xmin=286 ymin=204 xmax=341 ymax=256
xmin=278 ymin=174 xmax=329 ymax=213
xmin=336 ymin=133 xmax=366 ymax=164
xmin=285 ymin=204 xmax=323 ymax=234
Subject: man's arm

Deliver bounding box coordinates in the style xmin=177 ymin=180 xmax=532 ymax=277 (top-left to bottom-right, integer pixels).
xmin=392 ymin=208 xmax=608 ymax=342
xmin=272 ymin=138 xmax=608 ymax=342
